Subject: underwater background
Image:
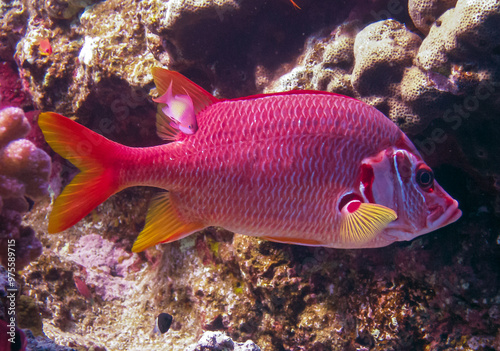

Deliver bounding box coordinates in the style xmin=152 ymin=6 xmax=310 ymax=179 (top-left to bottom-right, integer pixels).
xmin=0 ymin=0 xmax=499 ymax=350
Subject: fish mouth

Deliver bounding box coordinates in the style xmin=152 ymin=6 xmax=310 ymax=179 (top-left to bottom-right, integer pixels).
xmin=427 ymin=199 xmax=462 ymax=230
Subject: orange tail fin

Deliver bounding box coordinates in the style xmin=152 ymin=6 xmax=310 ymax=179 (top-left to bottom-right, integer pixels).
xmin=38 ymin=112 xmax=123 ymax=233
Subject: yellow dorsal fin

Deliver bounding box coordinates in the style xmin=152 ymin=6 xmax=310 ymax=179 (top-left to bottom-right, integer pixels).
xmin=340 ymin=201 xmax=397 ymax=244
xmin=132 ymin=192 xmax=204 ymax=252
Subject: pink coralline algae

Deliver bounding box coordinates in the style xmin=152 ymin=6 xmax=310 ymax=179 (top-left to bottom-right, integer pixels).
xmin=68 ymin=234 xmax=138 ymax=301
xmin=0 ymin=107 xmax=50 ymax=270
xmin=0 ymin=62 xmax=30 ymax=110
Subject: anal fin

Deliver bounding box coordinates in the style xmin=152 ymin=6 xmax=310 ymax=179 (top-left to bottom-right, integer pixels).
xmin=132 ymin=193 xmax=204 ymax=252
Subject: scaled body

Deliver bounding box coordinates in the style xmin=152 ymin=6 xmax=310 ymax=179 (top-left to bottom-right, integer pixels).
xmin=38 ymin=69 xmax=461 ymax=252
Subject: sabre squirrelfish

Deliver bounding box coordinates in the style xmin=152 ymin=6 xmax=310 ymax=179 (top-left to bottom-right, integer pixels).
xmin=38 ymin=68 xmax=462 ymax=252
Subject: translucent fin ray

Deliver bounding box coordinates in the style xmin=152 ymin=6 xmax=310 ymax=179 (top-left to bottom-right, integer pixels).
xmin=38 ymin=112 xmax=121 ymax=233
xmin=132 ymin=192 xmax=204 ymax=252
xmin=339 ymin=202 xmax=397 ymax=244
xmin=152 ymin=67 xmax=218 ymax=115
xmin=152 ymin=67 xmax=218 ymax=140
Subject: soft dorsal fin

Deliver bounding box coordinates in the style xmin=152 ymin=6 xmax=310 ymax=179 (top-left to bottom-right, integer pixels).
xmin=152 ymin=68 xmax=219 ymax=115
xmin=152 ymin=68 xmax=219 ymax=141
xmin=131 ymin=192 xmax=204 ymax=252
xmin=339 ymin=200 xmax=397 ymax=244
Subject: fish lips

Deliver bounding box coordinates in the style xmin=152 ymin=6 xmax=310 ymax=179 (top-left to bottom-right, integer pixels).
xmin=426 ymin=199 xmax=462 ymax=230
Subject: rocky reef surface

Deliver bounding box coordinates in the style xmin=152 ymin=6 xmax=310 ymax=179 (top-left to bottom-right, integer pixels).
xmin=0 ymin=0 xmax=499 ymax=350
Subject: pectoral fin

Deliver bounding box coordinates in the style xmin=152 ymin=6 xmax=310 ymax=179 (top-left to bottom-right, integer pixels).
xmin=132 ymin=193 xmax=204 ymax=252
xmin=339 ymin=201 xmax=397 ymax=244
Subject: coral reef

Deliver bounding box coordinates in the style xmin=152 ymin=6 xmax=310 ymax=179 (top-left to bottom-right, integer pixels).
xmin=0 ymin=107 xmax=50 ymax=270
xmin=2 ymin=0 xmax=499 ymax=350
xmin=408 ymin=0 xmax=457 ymax=34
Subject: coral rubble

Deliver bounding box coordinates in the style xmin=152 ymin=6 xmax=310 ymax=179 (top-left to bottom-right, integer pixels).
xmin=187 ymin=331 xmax=261 ymax=351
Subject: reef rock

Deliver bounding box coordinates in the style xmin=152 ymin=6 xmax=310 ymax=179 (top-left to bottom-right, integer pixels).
xmin=408 ymin=0 xmax=457 ymax=34
xmin=0 ymin=0 xmax=27 ymax=62
xmin=187 ymin=331 xmax=261 ymax=351
xmin=24 ymin=329 xmax=77 ymax=351
xmin=68 ymin=234 xmax=138 ymax=301
xmin=266 ymin=21 xmax=359 ymax=96
xmin=351 ymin=19 xmax=421 ymax=96
xmin=416 ymin=0 xmax=500 ymax=80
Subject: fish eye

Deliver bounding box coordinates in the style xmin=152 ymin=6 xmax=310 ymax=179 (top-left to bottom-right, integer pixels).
xmin=416 ymin=165 xmax=434 ymax=191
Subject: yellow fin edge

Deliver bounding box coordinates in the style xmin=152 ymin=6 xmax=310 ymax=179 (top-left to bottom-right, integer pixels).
xmin=132 ymin=193 xmax=204 ymax=252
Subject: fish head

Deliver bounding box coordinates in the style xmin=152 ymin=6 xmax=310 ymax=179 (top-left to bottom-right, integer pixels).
xmin=360 ymin=140 xmax=461 ymax=246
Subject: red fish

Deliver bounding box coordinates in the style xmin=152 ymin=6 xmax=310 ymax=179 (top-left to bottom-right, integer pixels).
xmin=74 ymin=276 xmax=93 ymax=303
xmin=38 ymin=38 xmax=52 ymax=56
xmin=289 ymin=0 xmax=301 ymax=9
xmin=38 ymin=68 xmax=461 ymax=252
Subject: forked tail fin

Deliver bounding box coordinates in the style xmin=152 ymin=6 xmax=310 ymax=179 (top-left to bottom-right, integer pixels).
xmin=38 ymin=112 xmax=123 ymax=233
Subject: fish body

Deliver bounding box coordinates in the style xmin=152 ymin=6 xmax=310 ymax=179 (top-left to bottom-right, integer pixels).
xmin=38 ymin=38 xmax=52 ymax=56
xmin=38 ymin=68 xmax=461 ymax=252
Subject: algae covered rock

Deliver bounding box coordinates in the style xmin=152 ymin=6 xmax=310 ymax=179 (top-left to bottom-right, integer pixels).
xmin=0 ymin=107 xmax=50 ymax=270
xmin=3 ymin=0 xmax=500 ymax=350
xmin=267 ymin=21 xmax=358 ymax=95
xmin=187 ymin=331 xmax=261 ymax=351
xmin=416 ymin=0 xmax=500 ymax=75
xmin=0 ymin=0 xmax=28 ymax=62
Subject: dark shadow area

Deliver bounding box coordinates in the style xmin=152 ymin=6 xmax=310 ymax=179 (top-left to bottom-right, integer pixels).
xmin=75 ymin=75 xmax=162 ymax=146
xmin=163 ymin=0 xmax=416 ymax=98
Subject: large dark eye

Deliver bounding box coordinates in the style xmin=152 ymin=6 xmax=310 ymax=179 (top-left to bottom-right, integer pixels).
xmin=416 ymin=165 xmax=434 ymax=191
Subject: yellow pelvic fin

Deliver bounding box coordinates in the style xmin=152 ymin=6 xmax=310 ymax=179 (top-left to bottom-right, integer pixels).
xmin=132 ymin=192 xmax=204 ymax=252
xmin=340 ymin=202 xmax=397 ymax=244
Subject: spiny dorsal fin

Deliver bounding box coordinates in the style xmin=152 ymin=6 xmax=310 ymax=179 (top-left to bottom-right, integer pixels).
xmin=339 ymin=201 xmax=397 ymax=244
xmin=155 ymin=104 xmax=178 ymax=141
xmin=132 ymin=192 xmax=204 ymax=252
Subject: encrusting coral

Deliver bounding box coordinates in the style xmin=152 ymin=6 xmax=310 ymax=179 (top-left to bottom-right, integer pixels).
xmin=408 ymin=0 xmax=457 ymax=34
xmin=351 ymin=20 xmax=421 ymax=96
xmin=0 ymin=107 xmax=50 ymax=270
